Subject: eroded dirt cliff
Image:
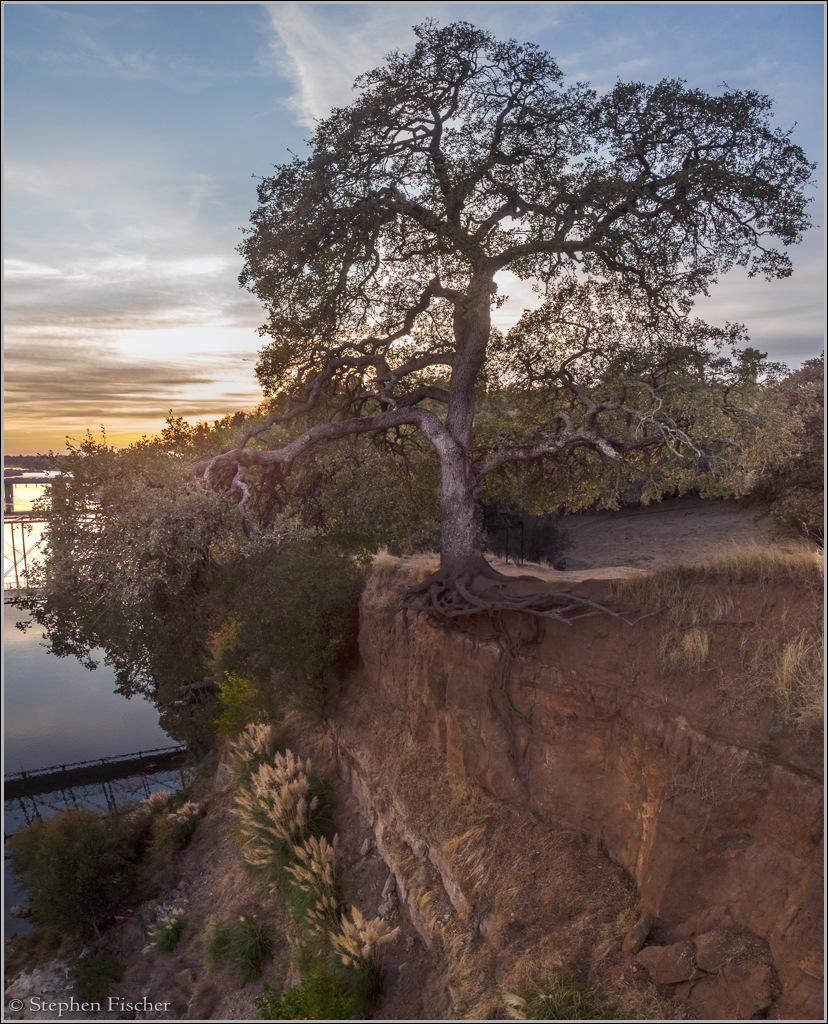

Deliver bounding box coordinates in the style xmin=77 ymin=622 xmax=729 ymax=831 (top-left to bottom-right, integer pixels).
xmin=346 ymin=551 xmax=823 ymax=1019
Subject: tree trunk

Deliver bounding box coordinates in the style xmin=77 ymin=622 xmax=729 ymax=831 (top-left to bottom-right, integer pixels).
xmin=438 ymin=446 xmax=493 ymax=577
xmin=438 ymin=276 xmax=497 ymax=578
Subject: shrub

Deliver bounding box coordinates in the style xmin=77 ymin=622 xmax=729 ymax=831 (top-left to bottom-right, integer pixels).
xmin=203 ymin=915 xmax=271 ymax=983
xmin=214 ymin=670 xmax=282 ymax=739
xmin=746 ymin=355 xmax=824 ymax=543
xmin=255 ymin=967 xmax=361 ymax=1021
xmin=215 ymin=537 xmax=366 ymax=720
xmin=151 ymin=801 xmax=203 ymax=857
xmin=70 ymin=954 xmax=123 ymax=1002
xmin=504 ymin=973 xmax=627 ymax=1020
xmin=7 ymin=809 xmax=141 ymax=937
xmin=151 ymin=908 xmax=187 ymax=953
xmin=227 ymin=722 xmax=282 ymax=794
xmin=255 ymin=947 xmax=379 ymax=1021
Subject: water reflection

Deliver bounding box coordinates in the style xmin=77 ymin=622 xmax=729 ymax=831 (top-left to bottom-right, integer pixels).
xmin=3 ymin=483 xmax=178 ymax=936
xmin=4 ymin=604 xmax=170 ymax=772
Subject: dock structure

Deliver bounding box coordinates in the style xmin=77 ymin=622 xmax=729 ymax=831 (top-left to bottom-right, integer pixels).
xmin=4 ymin=745 xmax=191 ymax=801
xmin=4 ymin=474 xmax=57 ymax=514
xmin=3 ymin=474 xmax=56 ymax=590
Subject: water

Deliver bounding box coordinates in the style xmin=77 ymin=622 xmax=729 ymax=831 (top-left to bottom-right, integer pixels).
xmin=3 ymin=604 xmax=172 ymax=770
xmin=3 ymin=479 xmax=181 ymax=935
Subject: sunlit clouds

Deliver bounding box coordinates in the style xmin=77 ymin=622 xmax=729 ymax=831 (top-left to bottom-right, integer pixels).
xmin=4 ymin=3 xmax=824 ymax=454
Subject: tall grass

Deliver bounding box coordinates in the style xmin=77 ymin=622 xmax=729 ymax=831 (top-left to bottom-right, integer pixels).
xmin=225 ymin=724 xmax=398 ymax=1014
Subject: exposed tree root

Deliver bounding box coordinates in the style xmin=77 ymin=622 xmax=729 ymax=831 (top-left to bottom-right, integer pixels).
xmin=403 ymin=567 xmax=651 ymax=793
xmin=402 ymin=568 xmax=648 ymax=639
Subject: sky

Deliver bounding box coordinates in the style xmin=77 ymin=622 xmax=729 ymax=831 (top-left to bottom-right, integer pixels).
xmin=3 ymin=2 xmax=825 ymax=455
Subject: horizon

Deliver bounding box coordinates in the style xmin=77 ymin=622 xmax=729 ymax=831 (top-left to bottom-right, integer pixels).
xmin=4 ymin=2 xmax=825 ymax=455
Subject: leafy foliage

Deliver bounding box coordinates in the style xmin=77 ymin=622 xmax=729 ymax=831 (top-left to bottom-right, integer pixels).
xmin=7 ymin=809 xmax=143 ymax=937
xmin=213 ymin=669 xmax=280 ymax=738
xmin=199 ymin=18 xmax=815 ymax=575
xmin=17 ymin=432 xmax=237 ymax=711
xmin=212 ymin=534 xmax=366 ymax=721
xmin=746 ymin=355 xmax=824 ymax=542
xmin=69 ymin=954 xmax=123 ymax=1002
xmin=255 ymin=962 xmax=364 ymax=1021
xmin=16 ymin=427 xmax=369 ymax=745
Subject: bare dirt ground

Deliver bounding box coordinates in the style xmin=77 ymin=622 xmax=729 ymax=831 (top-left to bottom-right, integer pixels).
xmin=492 ymin=496 xmax=812 ymax=584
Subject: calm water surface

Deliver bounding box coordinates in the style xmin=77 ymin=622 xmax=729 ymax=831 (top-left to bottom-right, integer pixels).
xmin=3 ymin=481 xmax=177 ymax=934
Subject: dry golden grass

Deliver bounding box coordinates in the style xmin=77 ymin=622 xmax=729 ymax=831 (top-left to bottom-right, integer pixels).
xmin=660 ymin=625 xmax=711 ymax=673
xmin=362 ymin=549 xmax=407 ymax=607
xmin=409 ymin=551 xmax=440 ymax=582
xmin=702 ymin=540 xmax=823 ymax=584
xmin=615 ymin=542 xmax=822 ymax=609
xmin=741 ymin=608 xmax=824 ymax=732
xmin=613 ymin=542 xmax=823 ymax=699
xmin=362 ymin=550 xmax=440 ymax=608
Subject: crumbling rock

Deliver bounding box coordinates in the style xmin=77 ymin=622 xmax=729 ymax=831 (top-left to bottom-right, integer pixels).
xmin=636 ymin=941 xmax=698 ymax=984
xmin=356 ymin=571 xmax=823 ymax=1019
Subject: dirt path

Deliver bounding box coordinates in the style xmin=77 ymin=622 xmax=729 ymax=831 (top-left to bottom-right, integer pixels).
xmin=492 ymin=496 xmax=812 ymax=583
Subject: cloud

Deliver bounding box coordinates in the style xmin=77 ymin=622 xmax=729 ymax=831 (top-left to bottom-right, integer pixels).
xmin=264 ymin=3 xmax=441 ymax=127
xmin=13 ymin=10 xmax=254 ymax=94
xmin=4 ymin=245 xmax=263 ymax=333
xmin=4 ymin=332 xmax=262 ymax=432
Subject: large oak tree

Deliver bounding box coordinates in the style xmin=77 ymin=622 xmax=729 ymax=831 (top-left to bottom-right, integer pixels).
xmin=196 ymin=21 xmax=813 ymax=589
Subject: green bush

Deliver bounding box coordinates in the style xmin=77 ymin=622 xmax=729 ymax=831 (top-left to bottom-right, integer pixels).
xmin=70 ymin=954 xmax=123 ymax=1002
xmin=255 ymin=963 xmax=362 ymax=1021
xmin=215 ymin=537 xmax=366 ymax=721
xmin=214 ymin=669 xmax=282 ymax=738
xmin=150 ymin=801 xmax=203 ymax=858
xmin=151 ymin=909 xmax=187 ymax=952
xmin=7 ymin=809 xmax=142 ymax=937
xmin=203 ymin=915 xmax=272 ymax=983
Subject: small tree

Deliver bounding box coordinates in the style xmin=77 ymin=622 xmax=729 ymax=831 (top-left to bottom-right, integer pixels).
xmin=193 ymin=21 xmax=812 ymax=611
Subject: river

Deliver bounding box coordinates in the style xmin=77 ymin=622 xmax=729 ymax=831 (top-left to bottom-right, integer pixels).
xmin=3 ymin=478 xmax=180 ymax=935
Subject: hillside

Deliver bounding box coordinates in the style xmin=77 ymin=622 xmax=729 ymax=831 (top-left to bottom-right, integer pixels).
xmin=5 ymin=501 xmax=822 ymax=1021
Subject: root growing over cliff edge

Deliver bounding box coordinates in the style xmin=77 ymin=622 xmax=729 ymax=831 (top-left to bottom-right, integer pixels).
xmin=402 ymin=567 xmax=647 ymax=648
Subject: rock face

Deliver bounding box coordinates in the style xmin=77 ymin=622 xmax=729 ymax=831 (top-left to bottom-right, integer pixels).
xmin=358 ymin=571 xmax=823 ymax=1020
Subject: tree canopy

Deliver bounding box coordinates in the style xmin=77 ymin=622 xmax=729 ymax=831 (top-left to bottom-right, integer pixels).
xmin=193 ymin=20 xmax=812 ymax=597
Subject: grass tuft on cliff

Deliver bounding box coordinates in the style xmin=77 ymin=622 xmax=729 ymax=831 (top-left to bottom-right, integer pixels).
xmin=612 ymin=541 xmax=823 ymax=732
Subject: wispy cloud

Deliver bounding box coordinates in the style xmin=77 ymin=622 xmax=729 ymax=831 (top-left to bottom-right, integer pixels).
xmin=4 ymin=3 xmax=822 ymax=455
xmin=4 ymin=252 xmax=260 ymax=333
xmin=4 ymin=328 xmax=262 ymax=434
xmin=265 ymin=2 xmax=440 ymax=127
